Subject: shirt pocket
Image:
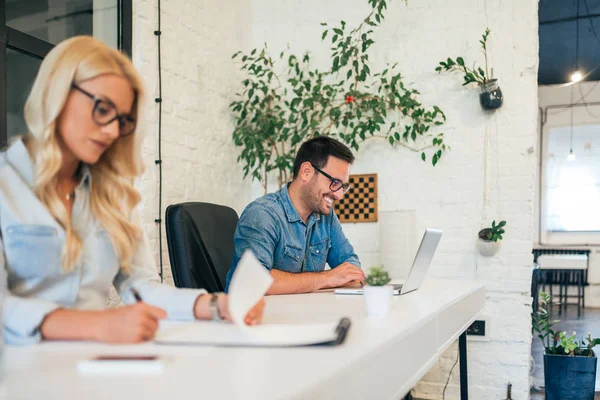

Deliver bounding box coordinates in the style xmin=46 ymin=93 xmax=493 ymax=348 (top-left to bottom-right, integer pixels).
xmin=308 ymin=238 xmax=332 ymax=271
xmin=93 ymin=229 xmax=119 ymax=272
xmin=4 ymin=224 xmax=63 ymax=279
xmin=279 ymin=245 xmax=304 ymax=272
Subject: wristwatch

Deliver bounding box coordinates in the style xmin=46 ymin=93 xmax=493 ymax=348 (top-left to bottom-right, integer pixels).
xmin=209 ymin=292 xmax=224 ymax=321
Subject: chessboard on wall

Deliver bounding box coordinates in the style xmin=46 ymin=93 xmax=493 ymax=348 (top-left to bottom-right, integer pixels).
xmin=335 ymin=174 xmax=378 ymax=223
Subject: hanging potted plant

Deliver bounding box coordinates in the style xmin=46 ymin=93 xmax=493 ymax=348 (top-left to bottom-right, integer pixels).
xmin=533 ymin=292 xmax=599 ymax=400
xmin=363 ymin=266 xmax=393 ymax=316
xmin=435 ymin=28 xmax=503 ymax=111
xmin=477 ymin=220 xmax=506 ymax=257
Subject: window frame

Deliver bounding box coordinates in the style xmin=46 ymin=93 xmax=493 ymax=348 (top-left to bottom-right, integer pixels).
xmin=0 ymin=0 xmax=132 ymax=148
xmin=538 ymin=105 xmax=600 ymax=245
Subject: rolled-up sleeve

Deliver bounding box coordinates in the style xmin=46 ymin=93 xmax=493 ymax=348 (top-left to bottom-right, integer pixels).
xmin=327 ymin=212 xmax=361 ymax=269
xmin=114 ymin=213 xmax=206 ymax=321
xmin=2 ymin=239 xmax=61 ymax=345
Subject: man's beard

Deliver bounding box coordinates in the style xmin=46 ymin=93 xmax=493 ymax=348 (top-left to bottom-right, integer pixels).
xmin=300 ymin=183 xmax=333 ymax=216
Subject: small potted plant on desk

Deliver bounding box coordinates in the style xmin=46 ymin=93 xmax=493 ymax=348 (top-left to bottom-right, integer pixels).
xmin=477 ymin=220 xmax=506 ymax=257
xmin=364 ymin=266 xmax=393 ymax=317
xmin=533 ymin=292 xmax=599 ymax=400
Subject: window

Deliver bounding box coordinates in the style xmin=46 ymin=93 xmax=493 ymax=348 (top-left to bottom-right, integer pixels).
xmin=0 ymin=0 xmax=132 ymax=148
xmin=541 ymin=124 xmax=600 ymax=233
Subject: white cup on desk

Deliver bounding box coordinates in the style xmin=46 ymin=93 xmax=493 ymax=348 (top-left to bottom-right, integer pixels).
xmin=364 ymin=285 xmax=393 ymax=316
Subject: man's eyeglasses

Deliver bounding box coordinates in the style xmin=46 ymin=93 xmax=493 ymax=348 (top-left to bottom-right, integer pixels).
xmin=71 ymin=84 xmax=136 ymax=136
xmin=311 ymin=163 xmax=351 ymax=194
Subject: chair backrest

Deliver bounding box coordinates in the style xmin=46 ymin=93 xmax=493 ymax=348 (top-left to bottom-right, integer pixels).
xmin=165 ymin=202 xmax=239 ymax=292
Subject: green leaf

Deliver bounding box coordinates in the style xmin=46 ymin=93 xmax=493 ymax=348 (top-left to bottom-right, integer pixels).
xmin=322 ymin=30 xmax=328 ymax=40
xmin=388 ymin=136 xmax=394 ymax=145
xmin=334 ymin=28 xmax=344 ymax=35
xmin=456 ymin=57 xmax=465 ymax=66
xmin=333 ymin=56 xmax=340 ymax=70
xmin=478 ymin=67 xmax=486 ymax=79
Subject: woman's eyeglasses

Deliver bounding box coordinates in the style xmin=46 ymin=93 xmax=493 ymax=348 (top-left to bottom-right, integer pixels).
xmin=71 ymin=84 xmax=136 ymax=136
xmin=310 ymin=163 xmax=351 ymax=194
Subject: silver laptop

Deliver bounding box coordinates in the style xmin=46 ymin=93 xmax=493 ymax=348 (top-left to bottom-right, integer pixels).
xmin=335 ymin=228 xmax=443 ymax=295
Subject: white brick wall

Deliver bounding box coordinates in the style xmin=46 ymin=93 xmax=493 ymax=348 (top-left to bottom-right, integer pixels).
xmin=132 ymin=0 xmax=538 ymax=398
xmin=132 ymin=0 xmax=254 ymax=284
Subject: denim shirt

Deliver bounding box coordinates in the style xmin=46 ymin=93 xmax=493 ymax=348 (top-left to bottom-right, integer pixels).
xmin=225 ymin=184 xmax=360 ymax=291
xmin=0 ymin=139 xmax=206 ymax=345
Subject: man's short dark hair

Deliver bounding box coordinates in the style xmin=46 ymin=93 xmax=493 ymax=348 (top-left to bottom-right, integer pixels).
xmin=292 ymin=136 xmax=355 ymax=179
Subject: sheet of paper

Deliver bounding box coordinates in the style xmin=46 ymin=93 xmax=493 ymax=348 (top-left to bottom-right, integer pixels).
xmin=227 ymin=249 xmax=273 ymax=329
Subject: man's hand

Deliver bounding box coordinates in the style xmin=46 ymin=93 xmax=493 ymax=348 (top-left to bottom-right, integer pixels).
xmin=325 ymin=262 xmax=365 ymax=288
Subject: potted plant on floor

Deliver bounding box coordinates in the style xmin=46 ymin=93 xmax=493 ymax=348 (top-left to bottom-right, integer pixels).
xmin=477 ymin=220 xmax=506 ymax=257
xmin=533 ymin=292 xmax=600 ymax=400
xmin=364 ymin=266 xmax=392 ymax=316
xmin=435 ymin=28 xmax=503 ymax=111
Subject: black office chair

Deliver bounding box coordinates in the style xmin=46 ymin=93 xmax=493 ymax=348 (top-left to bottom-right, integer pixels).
xmin=165 ymin=202 xmax=239 ymax=292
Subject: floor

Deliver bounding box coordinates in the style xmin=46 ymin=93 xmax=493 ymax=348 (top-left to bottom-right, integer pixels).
xmin=530 ymin=306 xmax=600 ymax=399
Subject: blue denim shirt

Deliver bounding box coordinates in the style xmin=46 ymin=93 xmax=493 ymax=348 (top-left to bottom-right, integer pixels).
xmin=0 ymin=139 xmax=206 ymax=345
xmin=225 ymin=184 xmax=360 ymax=291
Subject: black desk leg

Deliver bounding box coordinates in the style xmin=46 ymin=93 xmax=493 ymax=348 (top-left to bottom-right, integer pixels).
xmin=459 ymin=331 xmax=468 ymax=400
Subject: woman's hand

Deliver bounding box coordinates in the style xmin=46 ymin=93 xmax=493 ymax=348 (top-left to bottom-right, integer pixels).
xmin=95 ymin=303 xmax=167 ymax=343
xmin=40 ymin=304 xmax=167 ymax=343
xmin=194 ymin=293 xmax=265 ymax=325
xmin=217 ymin=295 xmax=265 ymax=326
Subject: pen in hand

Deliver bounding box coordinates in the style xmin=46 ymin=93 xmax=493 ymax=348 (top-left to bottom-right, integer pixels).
xmin=131 ymin=288 xmax=143 ymax=303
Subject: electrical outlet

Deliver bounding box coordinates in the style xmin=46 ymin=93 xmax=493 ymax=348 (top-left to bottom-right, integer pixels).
xmin=467 ymin=320 xmax=486 ymax=336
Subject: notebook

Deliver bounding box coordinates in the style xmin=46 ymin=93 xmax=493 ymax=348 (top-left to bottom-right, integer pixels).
xmin=154 ymin=250 xmax=351 ymax=347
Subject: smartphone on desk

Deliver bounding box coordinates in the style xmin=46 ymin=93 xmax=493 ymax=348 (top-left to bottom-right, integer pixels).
xmin=77 ymin=355 xmax=163 ymax=375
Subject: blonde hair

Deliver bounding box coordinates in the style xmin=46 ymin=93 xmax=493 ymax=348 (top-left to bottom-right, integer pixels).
xmin=24 ymin=36 xmax=145 ymax=272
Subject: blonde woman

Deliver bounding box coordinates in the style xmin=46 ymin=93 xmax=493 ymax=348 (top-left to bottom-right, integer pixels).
xmin=0 ymin=36 xmax=264 ymax=345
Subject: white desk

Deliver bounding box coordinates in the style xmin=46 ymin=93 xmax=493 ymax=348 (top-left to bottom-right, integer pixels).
xmin=3 ymin=279 xmax=484 ymax=400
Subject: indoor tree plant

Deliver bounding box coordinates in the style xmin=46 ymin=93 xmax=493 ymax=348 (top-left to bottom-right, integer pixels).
xmin=477 ymin=220 xmax=506 ymax=256
xmin=364 ymin=266 xmax=393 ymax=316
xmin=533 ymin=292 xmax=599 ymax=400
xmin=231 ymin=0 xmax=449 ymax=193
xmin=435 ymin=28 xmax=503 ymax=111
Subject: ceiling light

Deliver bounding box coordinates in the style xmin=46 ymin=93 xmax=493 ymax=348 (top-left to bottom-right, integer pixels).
xmin=567 ymin=150 xmax=576 ymax=161
xmin=571 ymin=71 xmax=582 ymax=82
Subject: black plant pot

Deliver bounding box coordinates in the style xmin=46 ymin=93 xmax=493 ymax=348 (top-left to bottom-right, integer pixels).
xmin=479 ymin=79 xmax=503 ymax=110
xmin=544 ymin=353 xmax=597 ymax=400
